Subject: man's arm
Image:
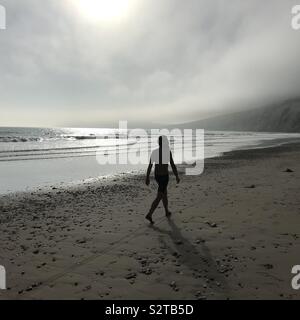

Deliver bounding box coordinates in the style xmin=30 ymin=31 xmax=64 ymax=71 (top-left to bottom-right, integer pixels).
xmin=170 ymin=152 xmax=180 ymax=183
xmin=145 ymin=159 xmax=153 ymax=185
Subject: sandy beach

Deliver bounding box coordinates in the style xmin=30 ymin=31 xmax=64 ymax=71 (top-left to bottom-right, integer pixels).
xmin=1 ymin=142 xmax=300 ymax=300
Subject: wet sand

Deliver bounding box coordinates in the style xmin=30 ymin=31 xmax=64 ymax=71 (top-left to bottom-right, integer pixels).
xmin=1 ymin=142 xmax=300 ymax=300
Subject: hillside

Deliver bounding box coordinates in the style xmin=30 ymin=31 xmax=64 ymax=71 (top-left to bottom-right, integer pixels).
xmin=176 ymin=98 xmax=300 ymax=133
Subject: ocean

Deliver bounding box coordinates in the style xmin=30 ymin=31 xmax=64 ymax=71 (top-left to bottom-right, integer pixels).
xmin=0 ymin=127 xmax=299 ymax=194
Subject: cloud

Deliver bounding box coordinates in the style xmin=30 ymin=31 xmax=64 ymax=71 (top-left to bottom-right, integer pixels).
xmin=0 ymin=0 xmax=299 ymax=127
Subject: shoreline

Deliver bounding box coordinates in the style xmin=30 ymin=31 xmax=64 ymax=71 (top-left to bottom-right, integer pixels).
xmin=1 ymin=136 xmax=300 ymax=198
xmin=0 ymin=141 xmax=300 ymax=299
xmin=0 ymin=140 xmax=299 ymax=223
xmin=1 ymin=130 xmax=300 ymax=196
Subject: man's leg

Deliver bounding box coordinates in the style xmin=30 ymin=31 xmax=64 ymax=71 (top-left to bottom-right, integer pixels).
xmin=147 ymin=192 xmax=163 ymax=218
xmin=162 ymin=189 xmax=170 ymax=215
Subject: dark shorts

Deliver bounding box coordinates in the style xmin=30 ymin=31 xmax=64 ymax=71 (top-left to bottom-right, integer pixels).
xmin=155 ymin=174 xmax=169 ymax=193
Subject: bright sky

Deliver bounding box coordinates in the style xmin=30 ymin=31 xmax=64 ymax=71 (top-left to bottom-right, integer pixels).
xmin=0 ymin=0 xmax=299 ymax=127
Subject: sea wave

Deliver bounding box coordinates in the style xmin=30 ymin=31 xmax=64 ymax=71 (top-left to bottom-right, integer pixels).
xmin=63 ymin=134 xmax=127 ymax=140
xmin=0 ymin=141 xmax=137 ymax=154
xmin=0 ymin=137 xmax=43 ymax=143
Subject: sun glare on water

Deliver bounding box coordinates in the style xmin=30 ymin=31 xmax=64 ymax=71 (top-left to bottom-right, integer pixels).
xmin=76 ymin=0 xmax=132 ymax=22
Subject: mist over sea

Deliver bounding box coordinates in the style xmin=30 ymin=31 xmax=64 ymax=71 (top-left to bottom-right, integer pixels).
xmin=0 ymin=127 xmax=299 ymax=194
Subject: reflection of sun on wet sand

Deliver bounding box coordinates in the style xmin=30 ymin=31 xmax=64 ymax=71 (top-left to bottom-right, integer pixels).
xmin=0 ymin=143 xmax=300 ymax=300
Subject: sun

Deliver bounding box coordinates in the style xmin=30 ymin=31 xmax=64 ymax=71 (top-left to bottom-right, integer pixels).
xmin=76 ymin=0 xmax=132 ymax=22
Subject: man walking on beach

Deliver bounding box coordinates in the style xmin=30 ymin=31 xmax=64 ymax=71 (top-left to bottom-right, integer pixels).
xmin=145 ymin=135 xmax=180 ymax=224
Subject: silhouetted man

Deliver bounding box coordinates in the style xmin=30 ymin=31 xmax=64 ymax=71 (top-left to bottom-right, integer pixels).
xmin=145 ymin=135 xmax=180 ymax=224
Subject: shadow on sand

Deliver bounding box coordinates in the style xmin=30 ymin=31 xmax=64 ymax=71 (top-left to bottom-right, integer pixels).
xmin=150 ymin=217 xmax=229 ymax=298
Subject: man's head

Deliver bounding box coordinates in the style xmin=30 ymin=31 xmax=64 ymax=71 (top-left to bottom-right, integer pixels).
xmin=158 ymin=135 xmax=169 ymax=148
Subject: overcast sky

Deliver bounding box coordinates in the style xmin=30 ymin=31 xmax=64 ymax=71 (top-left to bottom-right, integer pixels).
xmin=0 ymin=0 xmax=299 ymax=127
